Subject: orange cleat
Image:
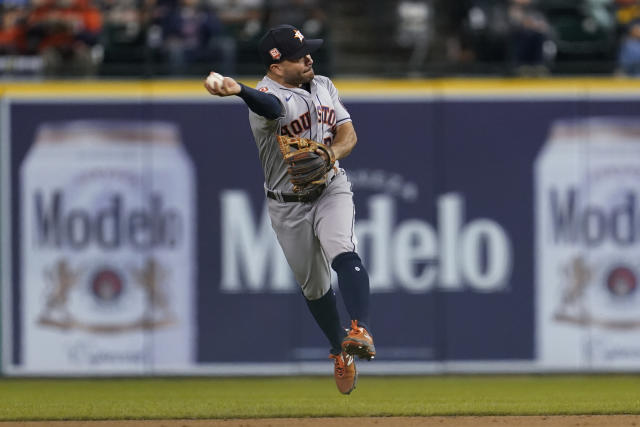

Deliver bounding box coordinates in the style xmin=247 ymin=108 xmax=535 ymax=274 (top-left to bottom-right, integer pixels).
xmin=329 ymin=352 xmax=357 ymax=395
xmin=342 ymin=320 xmax=376 ymax=360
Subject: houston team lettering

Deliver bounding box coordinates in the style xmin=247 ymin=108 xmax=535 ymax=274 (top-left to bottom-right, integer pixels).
xmin=280 ymin=106 xmax=336 ymax=137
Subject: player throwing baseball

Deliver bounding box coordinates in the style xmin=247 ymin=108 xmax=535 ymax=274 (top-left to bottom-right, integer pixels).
xmin=204 ymin=24 xmax=374 ymax=395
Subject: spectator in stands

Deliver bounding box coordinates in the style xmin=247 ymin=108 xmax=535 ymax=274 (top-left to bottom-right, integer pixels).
xmin=395 ymin=0 xmax=432 ymax=74
xmin=617 ymin=19 xmax=640 ymax=75
xmin=615 ymin=0 xmax=640 ymax=31
xmin=458 ymin=0 xmax=511 ymax=66
xmin=203 ymin=0 xmax=264 ymax=74
xmin=100 ymin=0 xmax=150 ymax=71
xmin=265 ymin=0 xmax=325 ymax=38
xmin=0 ymin=6 xmax=28 ymax=55
xmin=26 ymin=0 xmax=103 ymax=76
xmin=507 ymin=0 xmax=551 ymax=75
xmin=208 ymin=0 xmax=262 ymax=41
xmin=587 ymin=0 xmax=616 ymax=32
xmin=154 ymin=0 xmax=235 ymax=75
xmin=615 ymin=0 xmax=640 ymax=51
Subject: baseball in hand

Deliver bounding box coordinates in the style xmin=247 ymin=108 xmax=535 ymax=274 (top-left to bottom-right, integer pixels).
xmin=207 ymin=72 xmax=224 ymax=88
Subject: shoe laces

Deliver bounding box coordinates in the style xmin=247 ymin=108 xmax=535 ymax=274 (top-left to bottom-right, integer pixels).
xmin=350 ymin=319 xmax=362 ymax=335
xmin=329 ymin=353 xmax=345 ymax=377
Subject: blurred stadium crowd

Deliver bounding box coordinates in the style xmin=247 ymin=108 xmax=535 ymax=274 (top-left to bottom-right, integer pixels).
xmin=0 ymin=0 xmax=639 ymax=77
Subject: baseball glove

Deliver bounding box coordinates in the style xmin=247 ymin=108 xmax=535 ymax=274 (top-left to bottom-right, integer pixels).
xmin=277 ymin=135 xmax=336 ymax=195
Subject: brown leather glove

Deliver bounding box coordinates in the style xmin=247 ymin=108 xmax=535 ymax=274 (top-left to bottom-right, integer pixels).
xmin=277 ymin=135 xmax=336 ymax=194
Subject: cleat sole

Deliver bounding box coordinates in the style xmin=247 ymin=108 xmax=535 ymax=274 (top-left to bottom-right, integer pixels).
xmin=342 ymin=341 xmax=376 ymax=360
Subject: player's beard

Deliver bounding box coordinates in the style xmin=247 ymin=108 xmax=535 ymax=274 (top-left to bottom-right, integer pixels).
xmin=300 ymin=67 xmax=314 ymax=83
xmin=285 ymin=67 xmax=314 ymax=87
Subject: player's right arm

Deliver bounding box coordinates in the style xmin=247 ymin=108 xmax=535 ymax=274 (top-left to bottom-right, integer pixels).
xmin=204 ymin=72 xmax=283 ymax=120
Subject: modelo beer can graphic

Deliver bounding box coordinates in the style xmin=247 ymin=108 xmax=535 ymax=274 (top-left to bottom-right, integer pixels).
xmin=20 ymin=120 xmax=196 ymax=374
xmin=535 ymin=118 xmax=640 ymax=370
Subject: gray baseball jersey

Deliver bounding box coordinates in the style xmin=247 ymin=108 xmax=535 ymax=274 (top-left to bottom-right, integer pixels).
xmin=248 ymin=75 xmax=357 ymax=299
xmin=249 ymin=75 xmax=352 ymax=192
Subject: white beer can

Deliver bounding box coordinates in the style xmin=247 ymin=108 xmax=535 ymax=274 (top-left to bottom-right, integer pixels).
xmin=535 ymin=117 xmax=640 ymax=370
xmin=19 ymin=120 xmax=196 ymax=374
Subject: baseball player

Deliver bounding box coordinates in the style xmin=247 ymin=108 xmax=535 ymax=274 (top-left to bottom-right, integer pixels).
xmin=204 ymin=24 xmax=374 ymax=395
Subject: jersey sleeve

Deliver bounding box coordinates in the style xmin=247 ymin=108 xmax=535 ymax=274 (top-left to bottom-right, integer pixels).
xmin=325 ymin=77 xmax=351 ymax=126
xmin=253 ymin=83 xmax=286 ymax=121
xmin=238 ymin=83 xmax=283 ymax=120
xmin=248 ymin=81 xmax=285 ymax=134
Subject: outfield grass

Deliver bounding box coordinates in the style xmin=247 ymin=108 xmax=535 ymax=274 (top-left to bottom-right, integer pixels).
xmin=0 ymin=375 xmax=639 ymax=420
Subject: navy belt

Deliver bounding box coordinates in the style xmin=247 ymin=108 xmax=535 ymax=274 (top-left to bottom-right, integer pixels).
xmin=266 ymin=169 xmax=339 ymax=203
xmin=266 ymin=185 xmax=325 ymax=203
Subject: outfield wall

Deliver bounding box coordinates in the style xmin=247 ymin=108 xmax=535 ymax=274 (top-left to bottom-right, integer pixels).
xmin=1 ymin=79 xmax=640 ymax=375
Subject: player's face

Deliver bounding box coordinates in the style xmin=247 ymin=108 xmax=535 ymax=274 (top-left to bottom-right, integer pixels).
xmin=281 ymin=55 xmax=315 ymax=87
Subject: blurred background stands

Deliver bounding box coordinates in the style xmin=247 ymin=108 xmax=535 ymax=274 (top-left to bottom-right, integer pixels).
xmin=0 ymin=0 xmax=636 ymax=78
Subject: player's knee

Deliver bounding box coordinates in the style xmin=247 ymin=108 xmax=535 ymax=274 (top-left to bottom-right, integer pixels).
xmin=331 ymin=251 xmax=366 ymax=274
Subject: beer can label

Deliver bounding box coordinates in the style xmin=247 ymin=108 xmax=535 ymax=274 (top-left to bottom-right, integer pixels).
xmin=20 ymin=120 xmax=196 ymax=374
xmin=536 ymin=118 xmax=640 ymax=369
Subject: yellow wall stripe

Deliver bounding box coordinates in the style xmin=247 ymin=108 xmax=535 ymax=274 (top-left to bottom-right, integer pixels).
xmin=1 ymin=78 xmax=640 ymax=98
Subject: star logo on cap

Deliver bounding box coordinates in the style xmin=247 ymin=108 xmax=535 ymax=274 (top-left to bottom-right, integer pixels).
xmin=293 ymin=29 xmax=304 ymax=43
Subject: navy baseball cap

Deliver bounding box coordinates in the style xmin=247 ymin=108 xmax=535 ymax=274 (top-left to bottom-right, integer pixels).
xmin=259 ymin=24 xmax=323 ymax=66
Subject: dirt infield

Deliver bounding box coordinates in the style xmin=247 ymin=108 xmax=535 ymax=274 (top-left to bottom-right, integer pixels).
xmin=2 ymin=416 xmax=640 ymax=427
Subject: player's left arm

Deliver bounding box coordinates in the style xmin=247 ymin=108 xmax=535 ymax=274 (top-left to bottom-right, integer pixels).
xmin=329 ymin=121 xmax=357 ymax=161
xmin=324 ymin=77 xmax=357 ymax=160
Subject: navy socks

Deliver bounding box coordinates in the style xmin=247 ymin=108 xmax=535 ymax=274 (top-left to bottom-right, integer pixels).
xmin=305 ymin=252 xmax=371 ymax=355
xmin=332 ymin=251 xmax=371 ymax=331
xmin=305 ymin=288 xmax=345 ymax=355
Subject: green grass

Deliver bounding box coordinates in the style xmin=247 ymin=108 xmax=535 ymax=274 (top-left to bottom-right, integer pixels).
xmin=0 ymin=375 xmax=639 ymax=420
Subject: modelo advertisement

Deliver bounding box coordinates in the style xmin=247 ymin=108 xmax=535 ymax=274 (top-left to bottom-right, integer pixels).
xmin=1 ymin=96 xmax=639 ymax=375
xmin=535 ymin=117 xmax=640 ymax=370
xmin=9 ymin=115 xmax=197 ymax=374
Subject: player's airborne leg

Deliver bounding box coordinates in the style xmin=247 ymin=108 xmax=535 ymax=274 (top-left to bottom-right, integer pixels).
xmin=304 ymin=289 xmax=345 ymax=356
xmin=332 ymin=251 xmax=376 ymax=361
xmin=304 ymin=289 xmax=357 ymax=394
xmin=312 ymin=171 xmax=376 ymax=362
